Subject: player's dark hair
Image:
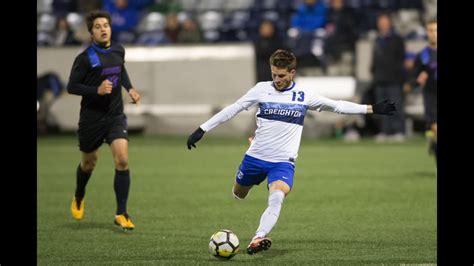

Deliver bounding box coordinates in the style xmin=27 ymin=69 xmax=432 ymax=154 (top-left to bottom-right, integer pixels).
xmin=86 ymin=11 xmax=112 ymax=34
xmin=426 ymin=18 xmax=437 ymax=26
xmin=376 ymin=11 xmax=392 ymax=22
xmin=269 ymin=49 xmax=297 ymax=71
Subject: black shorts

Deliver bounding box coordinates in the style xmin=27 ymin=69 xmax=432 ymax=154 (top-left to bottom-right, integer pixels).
xmin=422 ymin=89 xmax=437 ymax=128
xmin=77 ymin=114 xmax=128 ymax=153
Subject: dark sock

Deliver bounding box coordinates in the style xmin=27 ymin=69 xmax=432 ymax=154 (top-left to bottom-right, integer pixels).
xmin=114 ymin=169 xmax=130 ymax=215
xmin=75 ymin=163 xmax=92 ymax=201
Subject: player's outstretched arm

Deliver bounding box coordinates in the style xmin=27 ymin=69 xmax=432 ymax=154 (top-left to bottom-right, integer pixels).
xmin=187 ymin=127 xmax=205 ymax=150
xmin=370 ymin=99 xmax=396 ymax=115
xmin=186 ymin=102 xmax=249 ymax=150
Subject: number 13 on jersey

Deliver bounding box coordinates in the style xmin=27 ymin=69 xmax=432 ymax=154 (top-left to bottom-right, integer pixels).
xmin=291 ymin=91 xmax=305 ymax=102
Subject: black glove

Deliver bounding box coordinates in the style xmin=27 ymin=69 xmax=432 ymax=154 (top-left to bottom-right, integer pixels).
xmin=187 ymin=127 xmax=205 ymax=150
xmin=372 ymin=99 xmax=396 ymax=115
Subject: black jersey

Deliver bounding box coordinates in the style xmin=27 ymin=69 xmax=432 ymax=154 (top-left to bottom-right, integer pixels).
xmin=413 ymin=46 xmax=437 ymax=92
xmin=67 ymin=42 xmax=133 ymax=123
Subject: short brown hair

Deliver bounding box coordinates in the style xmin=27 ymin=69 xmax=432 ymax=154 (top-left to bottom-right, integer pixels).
xmin=269 ymin=49 xmax=297 ymax=71
xmin=86 ymin=10 xmax=112 ymax=33
xmin=426 ymin=18 xmax=437 ymax=26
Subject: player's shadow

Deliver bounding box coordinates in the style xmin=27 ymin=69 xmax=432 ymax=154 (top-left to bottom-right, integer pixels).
xmin=206 ymin=248 xmax=289 ymax=263
xmin=261 ymin=248 xmax=289 ymax=257
xmin=238 ymin=248 xmax=289 ymax=262
xmin=62 ymin=222 xmax=129 ymax=234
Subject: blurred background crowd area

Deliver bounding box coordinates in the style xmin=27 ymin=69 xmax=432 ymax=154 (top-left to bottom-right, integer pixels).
xmin=38 ymin=0 xmax=435 ymax=65
xmin=38 ymin=0 xmax=437 ymax=78
xmin=37 ymin=0 xmax=436 ymax=141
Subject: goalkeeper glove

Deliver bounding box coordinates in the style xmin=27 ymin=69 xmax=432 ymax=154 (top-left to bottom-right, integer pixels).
xmin=372 ymin=99 xmax=396 ymax=115
xmin=187 ymin=127 xmax=205 ymax=150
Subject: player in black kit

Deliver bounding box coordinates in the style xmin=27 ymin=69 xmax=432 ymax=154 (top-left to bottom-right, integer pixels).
xmin=67 ymin=11 xmax=141 ymax=230
xmin=413 ymin=19 xmax=437 ymax=166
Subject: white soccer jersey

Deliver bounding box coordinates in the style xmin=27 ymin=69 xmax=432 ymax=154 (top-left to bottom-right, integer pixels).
xmin=200 ymin=81 xmax=367 ymax=163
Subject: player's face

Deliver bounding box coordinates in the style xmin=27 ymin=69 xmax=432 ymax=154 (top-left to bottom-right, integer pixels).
xmin=91 ymin=17 xmax=111 ymax=46
xmin=271 ymin=66 xmax=295 ymax=91
xmin=377 ymin=15 xmax=391 ymax=34
xmin=426 ymin=22 xmax=437 ymax=47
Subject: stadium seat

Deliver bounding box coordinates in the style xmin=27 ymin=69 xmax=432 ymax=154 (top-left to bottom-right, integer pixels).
xmin=135 ymin=12 xmax=169 ymax=46
xmin=38 ymin=13 xmax=56 ymax=32
xmin=257 ymin=0 xmax=278 ymax=10
xmin=37 ymin=13 xmax=56 ymax=46
xmin=230 ymin=10 xmax=251 ymax=29
xmin=220 ymin=11 xmax=251 ymax=41
xmin=138 ymin=12 xmax=166 ymax=32
xmin=66 ymin=12 xmax=84 ymax=32
xmin=199 ymin=10 xmax=224 ymax=30
xmin=261 ymin=10 xmax=279 ymax=22
xmin=177 ymin=11 xmax=190 ymax=23
xmin=199 ymin=11 xmax=224 ymax=42
xmin=394 ymin=9 xmax=425 ymax=39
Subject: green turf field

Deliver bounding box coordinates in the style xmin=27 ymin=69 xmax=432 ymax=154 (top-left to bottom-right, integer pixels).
xmin=37 ymin=135 xmax=436 ymax=265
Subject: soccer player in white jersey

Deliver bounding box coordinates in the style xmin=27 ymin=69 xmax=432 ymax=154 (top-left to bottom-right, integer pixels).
xmin=187 ymin=49 xmax=396 ymax=255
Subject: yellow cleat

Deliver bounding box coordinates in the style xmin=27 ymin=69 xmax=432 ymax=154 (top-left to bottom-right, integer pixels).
xmin=114 ymin=214 xmax=135 ymax=230
xmin=425 ymin=130 xmax=435 ymax=155
xmin=71 ymin=196 xmax=85 ymax=220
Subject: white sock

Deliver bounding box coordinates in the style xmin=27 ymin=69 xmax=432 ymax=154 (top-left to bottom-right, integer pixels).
xmin=254 ymin=189 xmax=285 ymax=239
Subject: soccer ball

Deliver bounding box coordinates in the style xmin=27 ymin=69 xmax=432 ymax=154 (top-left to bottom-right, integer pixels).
xmin=209 ymin=229 xmax=240 ymax=260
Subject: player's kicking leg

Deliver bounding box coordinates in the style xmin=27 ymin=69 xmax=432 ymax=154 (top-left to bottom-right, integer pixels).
xmin=110 ymin=138 xmax=135 ymax=230
xmin=71 ymin=150 xmax=98 ymax=220
xmin=247 ymin=180 xmax=291 ymax=255
xmin=232 ymin=183 xmax=273 ymax=254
